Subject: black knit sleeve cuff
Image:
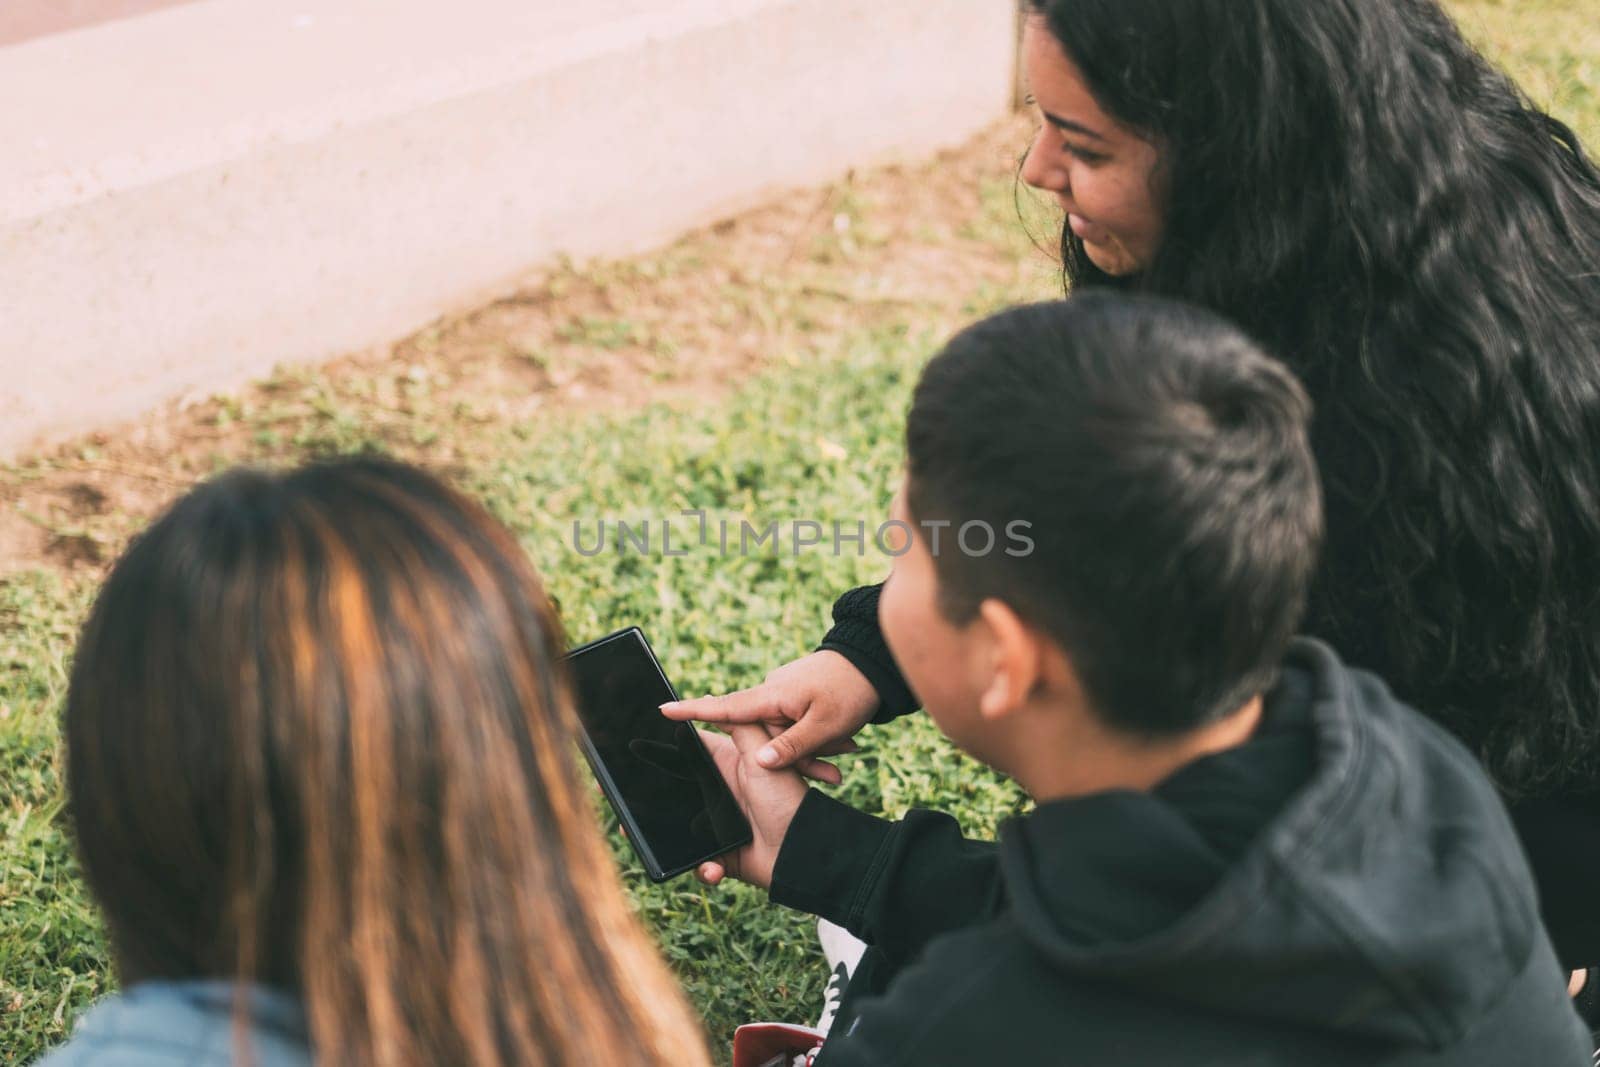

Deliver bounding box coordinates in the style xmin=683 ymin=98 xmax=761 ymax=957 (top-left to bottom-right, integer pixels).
xmin=818 ymin=584 xmax=919 ymax=723
xmin=770 ymin=790 xmax=898 ymax=937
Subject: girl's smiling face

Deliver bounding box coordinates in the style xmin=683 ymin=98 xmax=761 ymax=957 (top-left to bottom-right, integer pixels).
xmin=1018 ymin=17 xmax=1168 ymax=277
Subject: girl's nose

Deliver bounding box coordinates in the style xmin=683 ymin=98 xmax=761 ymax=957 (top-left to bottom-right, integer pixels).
xmin=1020 ymin=129 xmax=1067 ymax=195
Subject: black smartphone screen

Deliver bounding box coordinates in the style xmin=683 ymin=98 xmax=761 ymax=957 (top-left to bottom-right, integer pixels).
xmin=565 ymin=628 xmax=752 ymax=881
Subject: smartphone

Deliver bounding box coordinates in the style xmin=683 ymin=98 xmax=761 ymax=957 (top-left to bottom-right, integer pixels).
xmin=564 ymin=627 xmax=752 ymax=882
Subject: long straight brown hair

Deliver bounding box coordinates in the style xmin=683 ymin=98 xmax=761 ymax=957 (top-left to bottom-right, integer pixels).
xmin=65 ymin=458 xmax=711 ymax=1065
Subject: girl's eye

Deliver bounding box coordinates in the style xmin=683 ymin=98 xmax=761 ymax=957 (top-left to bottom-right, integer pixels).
xmin=1064 ymin=144 xmax=1108 ymax=165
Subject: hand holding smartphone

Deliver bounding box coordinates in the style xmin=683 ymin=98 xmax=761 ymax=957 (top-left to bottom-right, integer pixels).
xmin=565 ymin=628 xmax=753 ymax=882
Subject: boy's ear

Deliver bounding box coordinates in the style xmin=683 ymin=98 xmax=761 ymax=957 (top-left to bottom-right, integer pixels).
xmin=976 ymin=598 xmax=1043 ymax=721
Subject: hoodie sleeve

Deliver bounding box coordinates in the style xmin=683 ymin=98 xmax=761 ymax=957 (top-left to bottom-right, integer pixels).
xmin=816 ymin=584 xmax=921 ymax=724
xmin=769 ymin=791 xmax=1004 ymax=968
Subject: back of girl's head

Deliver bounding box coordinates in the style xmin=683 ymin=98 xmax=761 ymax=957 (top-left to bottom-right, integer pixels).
xmin=66 ymin=457 xmax=709 ymax=1065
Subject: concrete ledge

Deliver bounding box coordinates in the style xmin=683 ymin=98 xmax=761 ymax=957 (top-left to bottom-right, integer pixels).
xmin=0 ymin=0 xmax=205 ymax=48
xmin=0 ymin=0 xmax=1015 ymax=459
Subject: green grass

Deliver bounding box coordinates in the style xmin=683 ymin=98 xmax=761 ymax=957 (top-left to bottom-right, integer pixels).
xmin=2 ymin=1 xmax=1597 ymax=1060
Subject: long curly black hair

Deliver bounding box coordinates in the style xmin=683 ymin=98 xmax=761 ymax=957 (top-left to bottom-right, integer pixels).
xmin=1027 ymin=0 xmax=1600 ymax=797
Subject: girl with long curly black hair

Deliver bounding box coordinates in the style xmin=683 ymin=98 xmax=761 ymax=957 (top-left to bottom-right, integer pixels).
xmin=1011 ymin=0 xmax=1600 ymax=968
xmin=1029 ymin=0 xmax=1600 ymax=806
xmin=667 ymin=0 xmax=1600 ymax=974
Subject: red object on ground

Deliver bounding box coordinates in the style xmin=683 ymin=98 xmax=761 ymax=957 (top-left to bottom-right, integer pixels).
xmin=732 ymin=1022 xmax=826 ymax=1067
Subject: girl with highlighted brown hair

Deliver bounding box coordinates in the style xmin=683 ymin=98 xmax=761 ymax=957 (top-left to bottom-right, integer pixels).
xmin=43 ymin=458 xmax=710 ymax=1066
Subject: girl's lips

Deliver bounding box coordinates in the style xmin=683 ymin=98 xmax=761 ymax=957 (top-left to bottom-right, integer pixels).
xmin=1068 ymin=212 xmax=1108 ymax=244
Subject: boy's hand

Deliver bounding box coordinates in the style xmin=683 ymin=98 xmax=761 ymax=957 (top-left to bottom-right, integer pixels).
xmin=662 ymin=651 xmax=874 ymax=783
xmin=697 ymin=723 xmax=810 ymax=891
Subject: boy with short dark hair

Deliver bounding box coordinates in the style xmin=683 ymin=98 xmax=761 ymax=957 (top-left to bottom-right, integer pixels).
xmin=701 ymin=295 xmax=1591 ymax=1064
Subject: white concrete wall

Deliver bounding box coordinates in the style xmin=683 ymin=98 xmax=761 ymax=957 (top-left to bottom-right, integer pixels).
xmin=0 ymin=0 xmax=206 ymax=47
xmin=0 ymin=0 xmax=1016 ymax=459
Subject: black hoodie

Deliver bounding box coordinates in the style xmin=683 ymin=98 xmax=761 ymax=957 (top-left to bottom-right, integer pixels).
xmin=771 ymin=640 xmax=1591 ymax=1065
